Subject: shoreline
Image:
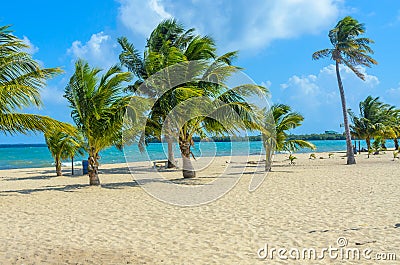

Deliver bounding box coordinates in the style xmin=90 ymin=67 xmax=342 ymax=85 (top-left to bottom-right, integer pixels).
xmin=2 ymin=147 xmax=397 ymax=171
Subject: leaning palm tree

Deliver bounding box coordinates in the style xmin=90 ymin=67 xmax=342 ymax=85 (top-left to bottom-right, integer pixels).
xmin=265 ymin=104 xmax=315 ymax=155
xmin=64 ymin=60 xmax=132 ymax=185
xmin=313 ymin=16 xmax=377 ymax=164
xmin=162 ymin=60 xmax=268 ymax=178
xmin=45 ymin=128 xmax=84 ymax=176
xmin=0 ymin=25 xmax=71 ymax=135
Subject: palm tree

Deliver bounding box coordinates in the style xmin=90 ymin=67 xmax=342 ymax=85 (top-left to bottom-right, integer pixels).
xmin=64 ymin=60 xmax=132 ymax=185
xmin=120 ymin=20 xmax=269 ymax=178
xmin=118 ymin=19 xmax=217 ymax=168
xmin=349 ymin=96 xmax=393 ymax=153
xmin=45 ymin=128 xmax=84 ymax=176
xmin=313 ymin=16 xmax=377 ymax=164
xmin=383 ymin=108 xmax=400 ymax=151
xmin=167 ymin=74 xmax=267 ymax=178
xmin=264 ymin=104 xmax=315 ymax=157
xmin=0 ymin=25 xmax=72 ymax=135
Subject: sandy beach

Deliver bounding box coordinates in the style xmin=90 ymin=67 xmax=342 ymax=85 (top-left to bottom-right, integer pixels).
xmin=1 ymin=151 xmax=399 ymax=264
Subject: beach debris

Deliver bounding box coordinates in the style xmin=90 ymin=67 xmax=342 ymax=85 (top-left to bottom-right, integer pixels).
xmin=309 ymin=153 xmax=316 ymax=160
xmin=328 ymin=153 xmax=334 ymax=158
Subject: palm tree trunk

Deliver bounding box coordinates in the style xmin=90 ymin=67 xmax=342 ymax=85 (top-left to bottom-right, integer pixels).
xmin=381 ymin=142 xmax=387 ymax=150
xmin=88 ymin=153 xmax=100 ymax=186
xmin=335 ymin=61 xmax=356 ymax=164
xmin=55 ymin=157 xmax=62 ymax=176
xmin=180 ymin=141 xmax=196 ymax=178
xmin=264 ymin=137 xmax=274 ymax=171
xmin=366 ymin=137 xmax=371 ymax=150
xmin=394 ymin=138 xmax=399 ymax=150
xmin=166 ymin=136 xmax=176 ymax=168
xmin=71 ymin=156 xmax=74 ymax=176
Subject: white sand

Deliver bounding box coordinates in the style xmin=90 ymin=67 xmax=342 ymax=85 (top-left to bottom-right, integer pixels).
xmin=0 ymin=151 xmax=399 ymax=264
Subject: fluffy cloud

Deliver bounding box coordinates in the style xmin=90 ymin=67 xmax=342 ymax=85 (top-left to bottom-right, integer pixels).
xmin=117 ymin=0 xmax=342 ymax=52
xmin=22 ymin=36 xmax=39 ymax=55
xmin=117 ymin=0 xmax=171 ymax=36
xmin=261 ymin=81 xmax=272 ymax=89
xmin=385 ymin=82 xmax=400 ymax=103
xmin=276 ymin=64 xmax=380 ymax=133
xmin=67 ymin=32 xmax=118 ymax=69
xmin=40 ymin=86 xmax=66 ymax=105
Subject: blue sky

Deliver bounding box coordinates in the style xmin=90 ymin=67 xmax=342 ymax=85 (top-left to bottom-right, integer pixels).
xmin=1 ymin=0 xmax=400 ymax=143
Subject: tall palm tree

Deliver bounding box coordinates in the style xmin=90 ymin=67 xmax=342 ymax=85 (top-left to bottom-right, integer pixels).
xmin=45 ymin=128 xmax=84 ymax=176
xmin=0 ymin=25 xmax=71 ymax=135
xmin=313 ymin=16 xmax=377 ymax=164
xmin=263 ymin=104 xmax=315 ymax=157
xmin=64 ymin=60 xmax=132 ymax=185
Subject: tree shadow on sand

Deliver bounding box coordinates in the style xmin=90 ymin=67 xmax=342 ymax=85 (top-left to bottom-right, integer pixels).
xmin=0 ymin=181 xmax=142 ymax=196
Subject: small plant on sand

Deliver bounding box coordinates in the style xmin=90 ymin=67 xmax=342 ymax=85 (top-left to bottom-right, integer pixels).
xmin=367 ymin=148 xmax=373 ymax=158
xmin=372 ymin=136 xmax=383 ymax=155
xmin=393 ymin=150 xmax=399 ymax=161
xmin=289 ymin=154 xmax=297 ymax=165
xmin=309 ymin=153 xmax=316 ymax=160
xmin=328 ymin=153 xmax=334 ymax=158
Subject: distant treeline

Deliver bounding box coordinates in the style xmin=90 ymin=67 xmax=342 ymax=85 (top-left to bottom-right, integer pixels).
xmin=145 ymin=133 xmax=346 ymax=143
xmin=287 ymin=133 xmax=345 ymax=140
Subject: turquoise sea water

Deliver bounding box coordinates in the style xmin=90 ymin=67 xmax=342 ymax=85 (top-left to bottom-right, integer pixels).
xmin=0 ymin=140 xmax=395 ymax=170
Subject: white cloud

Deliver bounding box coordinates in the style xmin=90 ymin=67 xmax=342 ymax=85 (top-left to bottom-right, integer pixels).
xmin=320 ymin=64 xmax=380 ymax=87
xmin=261 ymin=81 xmax=272 ymax=89
xmin=117 ymin=0 xmax=342 ymax=52
xmin=117 ymin=0 xmax=172 ymax=36
xmin=67 ymin=32 xmax=117 ymax=69
xmin=384 ymin=83 xmax=400 ymax=103
xmin=22 ymin=36 xmax=39 ymax=55
xmin=283 ymin=75 xmax=319 ymax=95
xmin=40 ymin=86 xmax=66 ymax=105
xmin=276 ymin=64 xmax=380 ymax=133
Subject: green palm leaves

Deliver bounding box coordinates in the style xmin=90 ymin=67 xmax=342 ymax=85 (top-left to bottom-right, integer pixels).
xmin=45 ymin=129 xmax=83 ymax=176
xmin=64 ymin=60 xmax=133 ymax=185
xmin=119 ymin=19 xmax=270 ymax=177
xmin=312 ymin=16 xmax=377 ymax=79
xmin=267 ymin=104 xmax=315 ymax=153
xmin=313 ymin=16 xmax=377 ymax=165
xmin=350 ymin=96 xmax=399 ymax=152
xmin=0 ymin=25 xmax=71 ymax=135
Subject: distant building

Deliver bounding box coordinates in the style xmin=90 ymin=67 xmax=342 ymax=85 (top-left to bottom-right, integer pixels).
xmin=325 ymin=130 xmax=339 ymax=135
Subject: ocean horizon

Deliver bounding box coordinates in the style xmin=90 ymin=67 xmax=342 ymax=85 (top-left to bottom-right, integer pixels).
xmin=0 ymin=140 xmax=395 ymax=170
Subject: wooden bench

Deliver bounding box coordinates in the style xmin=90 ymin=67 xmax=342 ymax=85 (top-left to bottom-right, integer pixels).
xmin=152 ymin=160 xmax=178 ymax=169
